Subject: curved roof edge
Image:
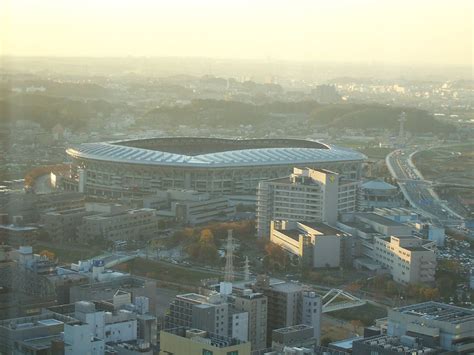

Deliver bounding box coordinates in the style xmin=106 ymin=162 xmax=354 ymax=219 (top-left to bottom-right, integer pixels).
xmin=66 ymin=138 xmax=367 ymax=168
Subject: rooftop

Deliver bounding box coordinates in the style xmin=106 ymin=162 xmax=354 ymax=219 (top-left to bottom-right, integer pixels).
xmin=361 ymin=180 xmax=397 ymax=190
xmin=269 ymin=281 xmax=304 ymax=293
xmin=273 ymin=324 xmax=313 ymax=334
xmin=355 ymin=213 xmax=406 ymax=227
xmin=163 ymin=326 xmax=247 ymax=348
xmin=303 ymin=222 xmax=350 ymax=236
xmin=355 ymin=335 xmax=437 ymax=353
xmin=67 ymin=137 xmax=366 ymax=168
xmin=394 ymin=301 xmax=474 ymax=324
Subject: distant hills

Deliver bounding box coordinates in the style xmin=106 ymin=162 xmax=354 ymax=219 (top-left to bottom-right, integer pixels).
xmin=0 ymin=91 xmax=455 ymax=135
xmin=142 ymin=99 xmax=455 ymax=134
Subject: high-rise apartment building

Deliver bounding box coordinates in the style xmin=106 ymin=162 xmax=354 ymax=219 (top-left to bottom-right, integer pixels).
xmin=257 ymin=168 xmax=358 ymax=238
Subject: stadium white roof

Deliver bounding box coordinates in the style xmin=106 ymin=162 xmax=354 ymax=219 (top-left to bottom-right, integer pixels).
xmin=66 ymin=140 xmax=366 ymax=168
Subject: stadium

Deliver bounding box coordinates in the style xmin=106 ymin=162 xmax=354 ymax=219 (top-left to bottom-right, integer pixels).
xmin=65 ymin=137 xmax=366 ymax=197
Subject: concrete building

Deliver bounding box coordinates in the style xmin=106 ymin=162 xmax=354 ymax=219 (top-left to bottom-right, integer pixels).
xmin=272 ymin=324 xmax=318 ymax=352
xmin=165 ymin=293 xmax=231 ymax=338
xmin=45 ymin=295 xmax=157 ymax=354
xmin=358 ymin=180 xmax=402 ymax=211
xmin=64 ymin=321 xmax=105 ymax=355
xmin=337 ymin=212 xmax=436 ymax=284
xmin=373 ymin=236 xmax=436 ymax=284
xmin=270 ymin=220 xmax=351 ymax=268
xmin=339 ymin=212 xmax=414 ymax=238
xmin=228 ymin=289 xmax=268 ymax=351
xmin=159 ymin=327 xmax=251 ymax=355
xmin=69 ymin=276 xmax=157 ymax=315
xmin=372 ymin=207 xmax=419 ymax=224
xmin=155 ymin=190 xmax=235 ymax=225
xmin=352 ymin=335 xmax=438 ymax=355
xmin=387 ymin=302 xmax=474 ymax=353
xmin=257 ymin=168 xmax=358 ymax=238
xmin=301 ymin=291 xmax=322 ymax=342
xmin=0 ymin=313 xmax=77 ymax=354
xmin=41 ymin=207 xmax=93 ymax=241
xmin=253 ymin=277 xmax=322 ymax=346
xmin=78 ymin=207 xmax=159 ymax=242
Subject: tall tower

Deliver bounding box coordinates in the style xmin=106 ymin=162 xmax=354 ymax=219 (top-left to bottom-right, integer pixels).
xmin=224 ymin=230 xmax=234 ymax=282
xmin=398 ymin=111 xmax=407 ymax=145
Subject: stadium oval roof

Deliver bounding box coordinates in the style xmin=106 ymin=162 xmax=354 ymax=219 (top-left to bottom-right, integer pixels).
xmin=66 ymin=137 xmax=367 ymax=168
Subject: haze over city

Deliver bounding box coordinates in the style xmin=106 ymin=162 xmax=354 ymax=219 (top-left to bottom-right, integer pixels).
xmin=0 ymin=2 xmax=473 ymax=355
xmin=1 ymin=0 xmax=472 ymax=67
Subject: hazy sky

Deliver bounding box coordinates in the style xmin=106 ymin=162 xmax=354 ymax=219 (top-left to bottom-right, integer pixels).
xmin=1 ymin=0 xmax=472 ymax=66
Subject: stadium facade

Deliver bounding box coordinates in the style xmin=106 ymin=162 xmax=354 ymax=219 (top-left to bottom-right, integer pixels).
xmin=65 ymin=137 xmax=366 ymax=198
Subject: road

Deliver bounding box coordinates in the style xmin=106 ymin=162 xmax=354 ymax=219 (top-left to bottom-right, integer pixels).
xmin=386 ymin=148 xmax=464 ymax=225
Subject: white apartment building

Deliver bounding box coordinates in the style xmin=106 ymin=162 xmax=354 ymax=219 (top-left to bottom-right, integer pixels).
xmin=373 ymin=235 xmax=436 ymax=284
xmin=257 ymin=168 xmax=358 ymax=238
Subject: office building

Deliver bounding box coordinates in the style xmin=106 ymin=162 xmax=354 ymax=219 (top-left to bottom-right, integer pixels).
xmin=159 ymin=327 xmax=251 ymax=355
xmin=270 ymin=220 xmax=351 ymax=268
xmin=228 ymin=289 xmax=268 ymax=350
xmin=338 ymin=212 xmax=436 ymax=284
xmin=41 ymin=207 xmax=93 ymax=241
xmin=387 ymin=301 xmax=474 ymax=353
xmin=0 ymin=313 xmax=77 ymax=354
xmin=257 ymin=168 xmax=358 ymax=238
xmin=254 ymin=277 xmax=321 ymax=346
xmin=155 ymin=189 xmax=235 ymax=225
xmin=78 ymin=207 xmax=159 ymax=242
xmin=165 ymin=293 xmax=230 ymax=338
xmin=373 ymin=235 xmax=436 ymax=284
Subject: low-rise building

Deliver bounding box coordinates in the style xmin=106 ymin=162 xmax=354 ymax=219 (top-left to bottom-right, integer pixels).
xmin=373 ymin=235 xmax=436 ymax=284
xmin=272 ymin=324 xmax=318 ymax=352
xmin=358 ymin=180 xmax=402 ymax=211
xmin=69 ymin=276 xmax=157 ymax=315
xmin=159 ymin=327 xmax=251 ymax=355
xmin=387 ymin=301 xmax=474 ymax=353
xmin=78 ymin=207 xmax=159 ymax=242
xmin=352 ymin=335 xmax=438 ymax=355
xmin=0 ymin=313 xmax=77 ymax=354
xmin=270 ymin=220 xmax=351 ymax=268
xmin=338 ymin=212 xmax=436 ymax=284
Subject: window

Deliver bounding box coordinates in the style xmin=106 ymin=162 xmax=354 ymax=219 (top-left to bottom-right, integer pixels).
xmin=202 ymin=350 xmax=213 ymax=355
xmin=227 ymin=352 xmax=239 ymax=355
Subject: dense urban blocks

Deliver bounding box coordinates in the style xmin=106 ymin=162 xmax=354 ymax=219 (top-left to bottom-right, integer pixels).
xmin=65 ymin=137 xmax=366 ymax=197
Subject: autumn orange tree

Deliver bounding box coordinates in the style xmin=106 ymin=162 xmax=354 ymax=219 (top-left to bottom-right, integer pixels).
xmin=39 ymin=249 xmax=55 ymax=260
